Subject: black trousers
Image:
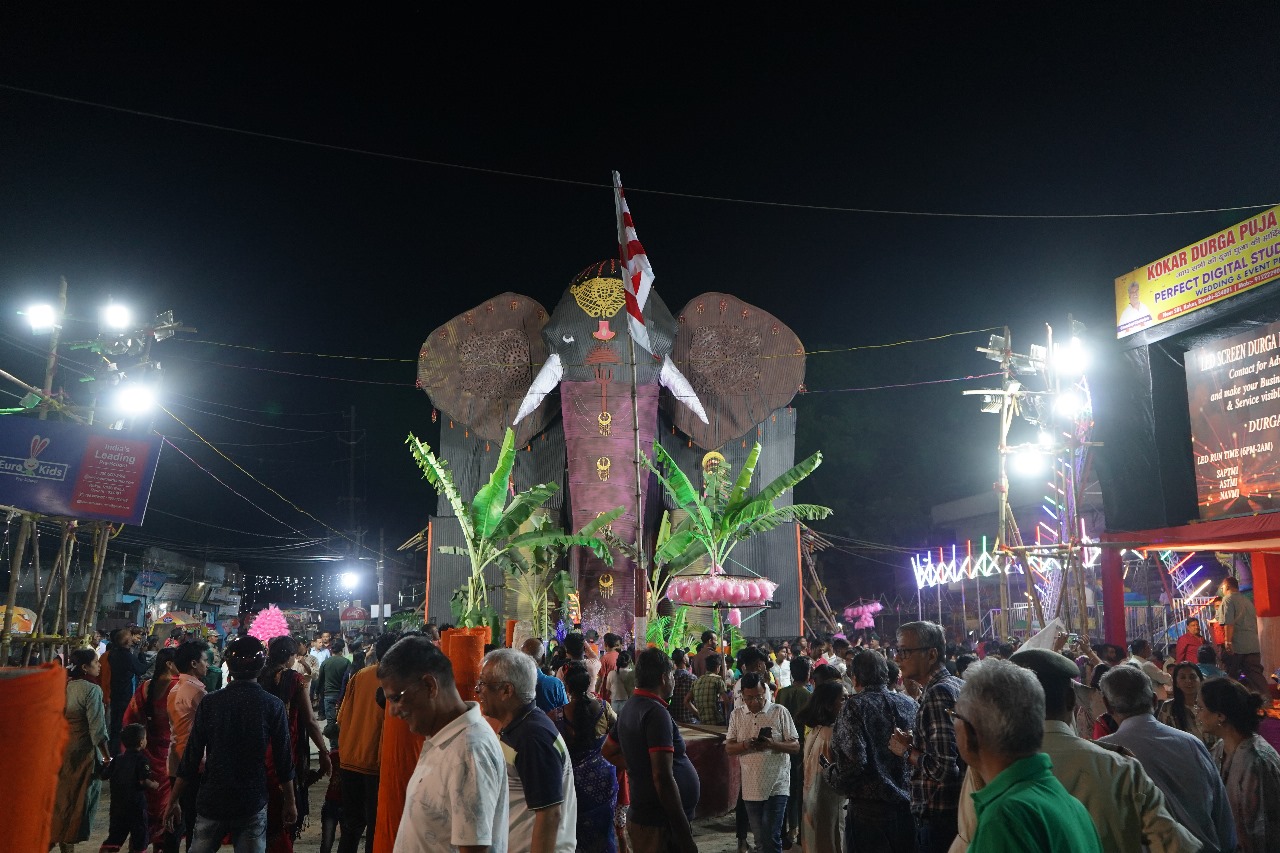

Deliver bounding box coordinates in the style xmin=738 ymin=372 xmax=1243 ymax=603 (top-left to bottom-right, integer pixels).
xmin=336 ymin=769 xmax=380 ymax=853
xmin=161 ymin=775 xmax=200 ymax=853
xmin=100 ymin=802 xmax=149 ymax=853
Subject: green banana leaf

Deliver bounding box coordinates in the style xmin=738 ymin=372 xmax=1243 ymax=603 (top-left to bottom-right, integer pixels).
xmin=472 ymin=428 xmax=518 ymax=540
xmin=407 ymin=433 xmax=472 ymax=539
xmin=504 ymin=530 xmax=616 ymax=564
xmin=727 ymin=442 xmax=762 ymax=510
xmin=726 ymin=450 xmax=824 ymax=531
xmin=489 ymin=483 xmax=561 ymax=540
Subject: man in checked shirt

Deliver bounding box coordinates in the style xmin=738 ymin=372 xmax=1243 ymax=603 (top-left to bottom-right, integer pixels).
xmin=887 ymin=621 xmax=964 ymax=853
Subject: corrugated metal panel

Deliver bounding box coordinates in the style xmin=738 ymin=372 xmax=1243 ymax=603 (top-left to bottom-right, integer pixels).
xmin=427 ymin=514 xmax=507 ymax=626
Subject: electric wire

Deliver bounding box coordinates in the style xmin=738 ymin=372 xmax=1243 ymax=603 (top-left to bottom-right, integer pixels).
xmin=166 ymin=400 xmax=343 ymax=433
xmin=159 ymin=406 xmax=388 ymax=564
xmin=167 ymin=391 xmax=346 ymax=417
xmin=1 ymin=82 xmax=1274 ymax=220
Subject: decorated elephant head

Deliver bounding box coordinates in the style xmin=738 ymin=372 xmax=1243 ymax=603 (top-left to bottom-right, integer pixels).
xmin=416 ymin=261 xmax=807 ymax=635
xmin=513 ymin=259 xmax=708 ymax=427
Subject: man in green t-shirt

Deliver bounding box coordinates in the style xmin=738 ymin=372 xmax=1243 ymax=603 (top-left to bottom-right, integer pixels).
xmin=318 ymin=637 xmax=351 ymax=746
xmin=957 ymin=658 xmax=1101 ymax=853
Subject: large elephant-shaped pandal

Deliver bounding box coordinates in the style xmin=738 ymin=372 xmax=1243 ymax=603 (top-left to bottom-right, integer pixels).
xmin=417 ymin=260 xmax=807 ymax=637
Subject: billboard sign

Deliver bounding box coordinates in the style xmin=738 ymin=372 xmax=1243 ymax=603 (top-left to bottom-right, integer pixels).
xmin=0 ymin=417 xmax=162 ymax=525
xmin=127 ymin=570 xmax=168 ymax=597
xmin=1185 ymin=318 xmax=1280 ymax=519
xmin=1116 ymin=206 xmax=1280 ymax=338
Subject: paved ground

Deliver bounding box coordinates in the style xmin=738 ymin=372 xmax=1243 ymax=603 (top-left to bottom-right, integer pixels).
xmin=84 ymin=770 xmax=744 ymax=852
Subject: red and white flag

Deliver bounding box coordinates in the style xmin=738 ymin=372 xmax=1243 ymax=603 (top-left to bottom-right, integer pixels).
xmin=613 ymin=171 xmax=654 ymax=354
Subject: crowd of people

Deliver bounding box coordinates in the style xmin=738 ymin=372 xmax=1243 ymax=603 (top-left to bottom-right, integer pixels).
xmin=41 ymin=574 xmax=1280 ymax=853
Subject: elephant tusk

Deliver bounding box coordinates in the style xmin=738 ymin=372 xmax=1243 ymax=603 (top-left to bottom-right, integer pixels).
xmin=659 ymin=356 xmax=709 ymax=424
xmin=513 ymin=353 xmax=563 ymax=425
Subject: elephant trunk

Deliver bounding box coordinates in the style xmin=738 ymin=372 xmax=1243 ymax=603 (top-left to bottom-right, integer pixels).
xmin=560 ymin=379 xmax=660 ymax=636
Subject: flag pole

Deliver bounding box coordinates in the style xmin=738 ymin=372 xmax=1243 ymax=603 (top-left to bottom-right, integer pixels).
xmin=630 ymin=330 xmax=646 ymax=624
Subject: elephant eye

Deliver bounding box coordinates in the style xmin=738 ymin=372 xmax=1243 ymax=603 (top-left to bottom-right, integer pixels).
xmin=562 ymin=334 xmax=575 ymax=344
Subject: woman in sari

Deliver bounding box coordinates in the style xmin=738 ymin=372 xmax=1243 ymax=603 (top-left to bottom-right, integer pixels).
xmin=549 ymin=661 xmax=619 ymax=853
xmin=50 ymin=648 xmax=110 ymax=853
xmin=259 ymin=634 xmax=331 ymax=853
xmin=122 ymin=646 xmax=178 ymax=848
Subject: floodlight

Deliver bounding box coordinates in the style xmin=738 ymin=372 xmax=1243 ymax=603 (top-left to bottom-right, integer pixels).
xmin=115 ymin=383 xmax=156 ymax=415
xmin=1054 ymin=390 xmax=1084 ymax=418
xmin=1054 ymin=337 xmax=1089 ymax=376
xmin=26 ymin=303 xmax=58 ymax=332
xmin=980 ymin=334 xmax=1007 ymax=363
xmin=341 ymin=572 xmax=358 ymax=590
xmin=1011 ymin=447 xmax=1047 ymax=476
xmin=102 ymin=303 xmax=132 ymax=331
xmin=980 ymin=395 xmax=1002 ymax=414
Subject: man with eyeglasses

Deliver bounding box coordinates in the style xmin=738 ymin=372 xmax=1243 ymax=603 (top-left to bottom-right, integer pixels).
xmin=886 ymin=621 xmax=964 ymax=853
xmin=377 ymin=636 xmax=509 ymax=853
xmin=477 ymin=648 xmax=577 ymax=853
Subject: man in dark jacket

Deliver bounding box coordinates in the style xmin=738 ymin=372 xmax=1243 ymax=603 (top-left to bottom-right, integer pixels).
xmin=108 ymin=627 xmax=149 ymax=755
xmin=164 ymin=636 xmax=294 ymax=853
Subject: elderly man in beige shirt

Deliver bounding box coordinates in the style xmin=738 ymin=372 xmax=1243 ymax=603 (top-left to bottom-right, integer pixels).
xmin=950 ymin=648 xmax=1201 ymax=853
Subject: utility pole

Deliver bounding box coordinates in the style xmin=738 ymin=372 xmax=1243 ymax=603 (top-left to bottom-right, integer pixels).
xmin=38 ymin=277 xmax=68 ymax=421
xmin=377 ymin=528 xmax=385 ymax=632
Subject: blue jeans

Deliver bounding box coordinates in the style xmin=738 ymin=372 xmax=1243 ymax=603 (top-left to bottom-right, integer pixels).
xmin=188 ymin=806 xmax=268 ymax=853
xmin=744 ymin=795 xmax=788 ymax=853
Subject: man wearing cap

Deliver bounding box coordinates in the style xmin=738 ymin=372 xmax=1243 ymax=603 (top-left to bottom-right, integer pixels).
xmin=164 ymin=636 xmax=295 ymax=853
xmin=951 ymin=648 xmax=1200 ymax=852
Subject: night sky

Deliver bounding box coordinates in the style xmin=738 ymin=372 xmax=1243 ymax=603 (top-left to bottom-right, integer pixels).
xmin=3 ymin=6 xmax=1279 ymax=608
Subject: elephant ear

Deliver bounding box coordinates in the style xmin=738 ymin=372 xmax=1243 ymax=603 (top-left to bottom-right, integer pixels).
xmin=666 ymin=292 xmax=805 ymax=449
xmin=417 ymin=293 xmax=554 ymax=446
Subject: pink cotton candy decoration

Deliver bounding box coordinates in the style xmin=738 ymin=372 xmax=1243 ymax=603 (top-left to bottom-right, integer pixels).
xmin=727 ymin=608 xmax=742 ymax=627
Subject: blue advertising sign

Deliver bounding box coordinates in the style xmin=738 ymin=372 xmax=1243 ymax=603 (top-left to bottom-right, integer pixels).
xmin=0 ymin=417 xmax=162 ymax=526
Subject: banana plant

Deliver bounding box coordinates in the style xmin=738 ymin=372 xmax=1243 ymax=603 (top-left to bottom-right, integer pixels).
xmin=645 ymin=604 xmax=691 ymax=655
xmin=644 ymin=441 xmax=832 ymax=609
xmin=503 ymin=514 xmax=587 ymax=640
xmin=406 ymin=427 xmax=624 ymax=631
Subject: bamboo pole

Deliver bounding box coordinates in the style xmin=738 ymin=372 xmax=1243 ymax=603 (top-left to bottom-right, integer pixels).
xmin=77 ymin=524 xmax=110 ymax=641
xmin=0 ymin=514 xmax=34 ymax=664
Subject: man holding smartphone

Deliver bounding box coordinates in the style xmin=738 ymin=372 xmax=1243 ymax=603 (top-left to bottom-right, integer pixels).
xmin=726 ymin=673 xmax=801 ymax=853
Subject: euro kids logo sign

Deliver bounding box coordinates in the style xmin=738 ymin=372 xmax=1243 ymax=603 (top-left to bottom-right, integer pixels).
xmin=0 ymin=435 xmax=70 ymax=482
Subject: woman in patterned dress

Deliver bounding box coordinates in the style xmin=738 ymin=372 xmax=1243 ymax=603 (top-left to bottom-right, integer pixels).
xmin=50 ymin=648 xmax=110 ymax=853
xmin=122 ymin=646 xmax=178 ymax=848
xmin=1197 ymin=676 xmax=1280 ymax=853
xmin=548 ymin=661 xmax=619 ymax=853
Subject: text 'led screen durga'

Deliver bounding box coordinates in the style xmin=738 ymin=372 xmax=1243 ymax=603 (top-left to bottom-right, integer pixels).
xmin=1186 ymin=320 xmax=1280 ymax=519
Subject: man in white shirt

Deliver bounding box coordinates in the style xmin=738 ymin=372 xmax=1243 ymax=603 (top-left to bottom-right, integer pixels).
xmin=1098 ymin=664 xmax=1235 ymax=853
xmin=478 ymin=649 xmax=577 ymax=853
xmin=726 ymin=673 xmax=800 ymax=853
xmin=378 ymin=635 xmax=509 ymax=853
xmin=1119 ymin=280 xmax=1153 ymax=329
xmin=1124 ymin=639 xmax=1173 ymax=700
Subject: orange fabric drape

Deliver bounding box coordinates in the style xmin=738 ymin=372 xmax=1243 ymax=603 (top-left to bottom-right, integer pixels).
xmin=0 ymin=664 xmax=71 ymax=853
xmin=372 ymin=702 xmax=425 ymax=853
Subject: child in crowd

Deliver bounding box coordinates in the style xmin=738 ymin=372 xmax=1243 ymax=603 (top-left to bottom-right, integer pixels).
xmin=98 ymin=723 xmax=158 ymax=853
